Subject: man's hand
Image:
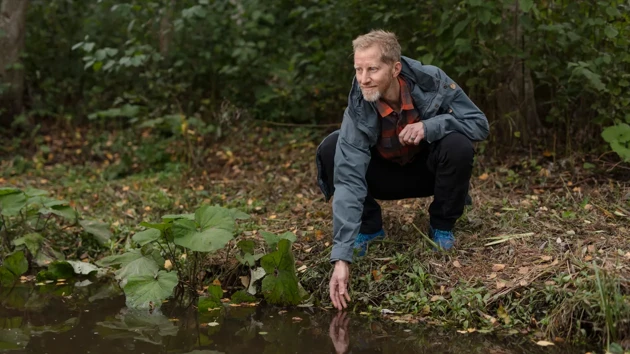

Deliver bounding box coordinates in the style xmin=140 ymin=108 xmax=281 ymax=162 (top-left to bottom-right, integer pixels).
xmin=399 ymin=121 xmax=425 ymax=146
xmin=329 ymin=311 xmax=351 ymax=353
xmin=330 ymin=260 xmax=351 ymax=310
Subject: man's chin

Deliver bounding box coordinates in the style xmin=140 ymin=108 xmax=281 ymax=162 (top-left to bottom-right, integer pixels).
xmin=361 ymin=90 xmax=381 ymax=102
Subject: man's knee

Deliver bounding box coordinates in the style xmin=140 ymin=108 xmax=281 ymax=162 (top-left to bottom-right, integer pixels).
xmin=439 ymin=132 xmax=474 ymax=165
xmin=316 ymin=130 xmax=340 ymax=201
xmin=317 ymin=130 xmax=339 ymax=165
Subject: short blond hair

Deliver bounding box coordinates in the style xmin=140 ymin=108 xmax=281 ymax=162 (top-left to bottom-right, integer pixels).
xmin=352 ymin=30 xmax=401 ymax=65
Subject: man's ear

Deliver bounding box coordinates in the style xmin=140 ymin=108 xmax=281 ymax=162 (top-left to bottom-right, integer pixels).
xmin=392 ymin=61 xmax=402 ymax=77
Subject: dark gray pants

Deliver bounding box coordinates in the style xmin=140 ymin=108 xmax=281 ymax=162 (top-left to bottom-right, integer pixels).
xmin=316 ymin=131 xmax=474 ymax=233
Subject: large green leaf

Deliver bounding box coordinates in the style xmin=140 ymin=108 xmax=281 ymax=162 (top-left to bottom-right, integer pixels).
xmin=79 ymin=219 xmax=113 ymax=245
xmin=40 ymin=205 xmax=77 ymax=221
xmin=518 ymin=0 xmax=534 ymax=12
xmin=260 ymin=231 xmax=296 ymax=251
xmin=132 ymin=229 xmax=161 ymax=246
xmin=228 ymin=208 xmax=251 ymax=220
xmin=172 ymin=218 xmax=233 ymax=253
xmin=195 ymin=205 xmax=234 ymax=231
xmin=260 ymin=239 xmax=300 ymax=306
xmin=123 ymin=270 xmax=178 ymax=309
xmin=197 ymin=285 xmax=223 ymax=312
xmin=0 ymin=188 xmax=21 ymax=197
xmin=0 ymin=192 xmax=27 ymax=216
xmin=37 ymin=261 xmax=74 ymax=281
xmin=4 ymin=251 xmax=28 ymax=277
xmin=0 ymin=251 xmax=28 ymax=286
xmin=13 ymin=233 xmax=44 ymax=255
xmin=97 ymin=248 xmax=163 ymax=282
xmin=24 ymin=188 xmax=48 ymax=197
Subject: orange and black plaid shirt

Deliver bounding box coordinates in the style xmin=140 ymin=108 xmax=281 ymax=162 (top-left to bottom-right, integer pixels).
xmin=374 ymin=77 xmax=422 ymax=165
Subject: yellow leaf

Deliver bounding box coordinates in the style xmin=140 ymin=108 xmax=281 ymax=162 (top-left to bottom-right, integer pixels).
xmin=212 ymin=279 xmax=221 ymax=286
xmin=164 ymin=259 xmax=173 ymax=270
xmin=372 ymin=270 xmax=383 ymax=281
xmin=518 ymin=267 xmax=529 ymax=274
xmin=497 ymin=305 xmax=510 ymax=325
xmin=536 ymin=340 xmax=555 ymax=346
xmin=492 ymin=264 xmax=506 ymax=272
xmin=478 ymin=173 xmax=489 ymax=181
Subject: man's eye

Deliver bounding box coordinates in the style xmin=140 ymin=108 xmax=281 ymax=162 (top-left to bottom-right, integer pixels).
xmin=369 ymin=67 xmax=377 ymax=72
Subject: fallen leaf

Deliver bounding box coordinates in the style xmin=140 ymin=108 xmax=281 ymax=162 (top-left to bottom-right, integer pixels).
xmin=292 ymin=317 xmax=303 ymax=321
xmin=519 ymin=280 xmax=528 ymax=286
xmin=492 ymin=264 xmax=506 ymax=272
xmin=297 ymin=265 xmax=307 ymax=273
xmin=479 ymin=173 xmax=489 ymax=180
xmin=457 ymin=330 xmax=468 ymax=334
xmin=453 ymin=260 xmax=462 ymax=268
xmin=240 ymin=275 xmax=250 ymax=288
xmin=518 ymin=267 xmax=529 ymax=274
xmin=208 ymin=322 xmax=220 ymax=327
xmin=488 ymin=272 xmax=497 ymax=279
xmin=372 ymin=270 xmax=383 ymax=281
xmin=164 ymin=259 xmax=173 ymax=270
xmin=540 ymin=255 xmax=553 ymax=261
xmin=584 ymin=255 xmax=593 ymax=261
xmin=278 ymin=310 xmax=287 ymax=315
xmin=496 ymin=280 xmax=507 ymax=289
xmin=536 ymin=340 xmax=555 ymax=346
xmin=212 ymin=279 xmax=221 ymax=286
xmin=430 ymin=295 xmax=444 ymax=302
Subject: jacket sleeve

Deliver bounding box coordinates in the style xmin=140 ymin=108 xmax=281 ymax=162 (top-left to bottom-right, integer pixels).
xmin=330 ymin=108 xmax=371 ymax=264
xmin=422 ymin=68 xmax=490 ymax=144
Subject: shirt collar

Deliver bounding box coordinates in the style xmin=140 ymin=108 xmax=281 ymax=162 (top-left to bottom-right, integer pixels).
xmin=375 ymin=77 xmax=414 ymax=117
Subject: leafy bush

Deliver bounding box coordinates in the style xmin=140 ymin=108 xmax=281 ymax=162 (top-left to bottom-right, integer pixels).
xmin=18 ymin=0 xmax=630 ymax=159
xmin=96 ymin=204 xmax=303 ymax=309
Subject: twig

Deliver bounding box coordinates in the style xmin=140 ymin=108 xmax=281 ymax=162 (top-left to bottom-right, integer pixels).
xmin=411 ymin=223 xmax=439 ymax=250
xmin=559 ymin=175 xmax=577 ymax=205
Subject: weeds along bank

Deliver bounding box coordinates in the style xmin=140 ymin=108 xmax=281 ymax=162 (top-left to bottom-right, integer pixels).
xmin=1 ymin=125 xmax=629 ymax=351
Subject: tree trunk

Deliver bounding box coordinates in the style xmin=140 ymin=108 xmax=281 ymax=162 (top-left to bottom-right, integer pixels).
xmin=0 ymin=0 xmax=28 ymax=126
xmin=159 ymin=0 xmax=175 ymax=56
xmin=495 ymin=0 xmax=541 ymax=146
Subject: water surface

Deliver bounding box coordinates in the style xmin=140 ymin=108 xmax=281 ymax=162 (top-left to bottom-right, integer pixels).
xmin=0 ymin=281 xmax=590 ymax=353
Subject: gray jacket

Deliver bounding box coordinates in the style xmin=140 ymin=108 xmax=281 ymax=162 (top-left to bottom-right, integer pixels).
xmin=316 ymin=56 xmax=489 ymax=263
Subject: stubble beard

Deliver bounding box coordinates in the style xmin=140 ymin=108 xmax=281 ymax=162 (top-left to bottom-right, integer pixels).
xmin=361 ymin=88 xmax=381 ymax=102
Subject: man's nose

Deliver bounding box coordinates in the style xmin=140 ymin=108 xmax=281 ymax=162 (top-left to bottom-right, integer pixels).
xmin=358 ymin=72 xmax=370 ymax=84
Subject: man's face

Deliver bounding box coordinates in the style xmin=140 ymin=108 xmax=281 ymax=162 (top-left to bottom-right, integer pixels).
xmin=353 ymin=45 xmax=398 ymax=102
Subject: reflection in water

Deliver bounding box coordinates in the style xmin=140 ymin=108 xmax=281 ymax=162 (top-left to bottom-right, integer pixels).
xmin=0 ymin=282 xmax=592 ymax=354
xmin=329 ymin=312 xmax=350 ymax=354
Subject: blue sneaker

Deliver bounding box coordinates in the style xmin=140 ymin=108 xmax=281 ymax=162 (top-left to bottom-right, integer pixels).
xmin=353 ymin=229 xmax=386 ymax=256
xmin=429 ymin=226 xmax=455 ymax=251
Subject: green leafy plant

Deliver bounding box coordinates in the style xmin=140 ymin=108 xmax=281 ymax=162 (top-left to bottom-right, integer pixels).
xmin=0 ymin=187 xmax=113 ymax=268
